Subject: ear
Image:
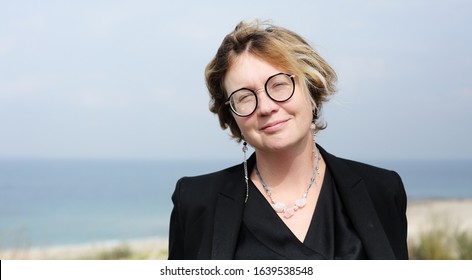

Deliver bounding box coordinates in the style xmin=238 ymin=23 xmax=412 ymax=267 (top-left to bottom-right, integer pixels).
xmin=312 ymin=106 xmax=319 ymax=122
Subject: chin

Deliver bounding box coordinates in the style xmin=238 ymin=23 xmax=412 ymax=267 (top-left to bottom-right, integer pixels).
xmin=261 ymin=139 xmax=294 ymax=152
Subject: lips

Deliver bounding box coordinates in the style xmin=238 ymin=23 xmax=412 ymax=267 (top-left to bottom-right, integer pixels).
xmin=260 ymin=119 xmax=288 ymax=132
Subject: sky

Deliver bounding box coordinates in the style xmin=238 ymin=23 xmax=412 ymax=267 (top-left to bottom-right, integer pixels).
xmin=0 ymin=0 xmax=471 ymax=161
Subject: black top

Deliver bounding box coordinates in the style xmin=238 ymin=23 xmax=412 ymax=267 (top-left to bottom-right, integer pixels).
xmin=169 ymin=145 xmax=408 ymax=260
xmin=234 ymin=168 xmax=366 ymax=260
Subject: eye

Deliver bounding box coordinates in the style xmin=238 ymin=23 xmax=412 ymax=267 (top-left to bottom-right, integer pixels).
xmin=273 ymin=81 xmax=289 ymax=87
xmin=236 ymin=91 xmax=254 ymax=103
xmin=269 ymin=81 xmax=290 ymax=92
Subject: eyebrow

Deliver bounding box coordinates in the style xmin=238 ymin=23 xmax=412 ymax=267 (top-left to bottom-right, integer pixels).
xmin=229 ymin=73 xmax=282 ymax=94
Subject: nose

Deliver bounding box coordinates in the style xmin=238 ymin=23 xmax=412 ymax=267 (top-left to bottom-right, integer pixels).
xmin=256 ymin=88 xmax=279 ymax=116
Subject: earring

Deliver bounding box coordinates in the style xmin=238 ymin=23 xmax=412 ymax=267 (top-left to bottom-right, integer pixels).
xmin=312 ymin=126 xmax=317 ymax=152
xmin=242 ymin=141 xmax=249 ymax=203
xmin=311 ymin=107 xmax=318 ymax=151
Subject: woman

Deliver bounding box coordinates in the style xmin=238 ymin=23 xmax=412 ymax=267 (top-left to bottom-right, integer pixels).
xmin=168 ymin=20 xmax=408 ymax=260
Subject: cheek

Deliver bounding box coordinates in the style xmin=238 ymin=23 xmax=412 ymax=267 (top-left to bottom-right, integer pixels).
xmin=291 ymin=93 xmax=315 ymax=126
xmin=300 ymin=90 xmax=316 ymax=117
xmin=289 ymin=90 xmax=313 ymax=116
xmin=233 ymin=114 xmax=257 ymax=135
xmin=300 ymin=87 xmax=315 ymax=108
xmin=233 ymin=117 xmax=244 ymax=131
xmin=232 ymin=114 xmax=248 ymax=131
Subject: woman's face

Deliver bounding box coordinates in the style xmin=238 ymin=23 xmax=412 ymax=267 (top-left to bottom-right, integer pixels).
xmin=224 ymin=52 xmax=314 ymax=153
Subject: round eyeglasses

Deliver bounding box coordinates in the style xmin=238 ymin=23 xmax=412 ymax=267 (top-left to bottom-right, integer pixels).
xmin=225 ymin=73 xmax=296 ymax=117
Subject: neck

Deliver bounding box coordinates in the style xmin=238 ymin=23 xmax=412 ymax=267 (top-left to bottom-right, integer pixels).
xmin=253 ymin=134 xmax=316 ymax=193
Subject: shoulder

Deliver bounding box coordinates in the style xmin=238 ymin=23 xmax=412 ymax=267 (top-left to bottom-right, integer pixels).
xmin=331 ymin=155 xmax=407 ymax=218
xmin=176 ymin=162 xmax=242 ymax=191
xmin=318 ymin=145 xmax=408 ymax=259
xmin=170 ymin=161 xmax=246 ymax=230
xmin=172 ymin=161 xmax=244 ymax=204
xmin=319 ymin=145 xmax=404 ymax=197
xmin=320 ymin=145 xmax=402 ymax=184
xmin=342 ymin=158 xmax=402 ymax=184
xmin=338 ymin=157 xmax=404 ymax=195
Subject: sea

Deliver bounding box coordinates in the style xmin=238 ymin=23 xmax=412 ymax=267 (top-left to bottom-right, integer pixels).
xmin=0 ymin=158 xmax=471 ymax=250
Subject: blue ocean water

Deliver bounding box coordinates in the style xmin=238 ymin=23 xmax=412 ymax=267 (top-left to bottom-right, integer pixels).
xmin=0 ymin=159 xmax=231 ymax=250
xmin=370 ymin=159 xmax=472 ymax=199
xmin=0 ymin=158 xmax=471 ymax=250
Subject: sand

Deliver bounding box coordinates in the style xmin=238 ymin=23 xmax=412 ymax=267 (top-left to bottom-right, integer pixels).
xmin=0 ymin=237 xmax=168 ymax=260
xmin=2 ymin=199 xmax=472 ymax=259
xmin=407 ymin=199 xmax=472 ymax=241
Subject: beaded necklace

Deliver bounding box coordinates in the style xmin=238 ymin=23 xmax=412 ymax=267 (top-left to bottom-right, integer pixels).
xmin=254 ymin=149 xmax=321 ymax=219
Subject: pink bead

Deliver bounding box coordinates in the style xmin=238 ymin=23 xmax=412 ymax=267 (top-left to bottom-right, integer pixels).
xmin=284 ymin=207 xmax=294 ymax=218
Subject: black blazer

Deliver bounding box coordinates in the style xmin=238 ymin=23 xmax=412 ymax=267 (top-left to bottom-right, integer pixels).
xmin=168 ymin=145 xmax=408 ymax=259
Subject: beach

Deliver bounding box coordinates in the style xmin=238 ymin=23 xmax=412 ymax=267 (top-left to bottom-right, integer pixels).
xmin=1 ymin=198 xmax=472 ymax=260
xmin=407 ymin=199 xmax=472 ymax=239
xmin=0 ymin=237 xmax=168 ymax=260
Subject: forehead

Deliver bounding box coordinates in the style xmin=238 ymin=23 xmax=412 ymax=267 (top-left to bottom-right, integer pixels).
xmin=224 ymin=53 xmax=284 ymax=94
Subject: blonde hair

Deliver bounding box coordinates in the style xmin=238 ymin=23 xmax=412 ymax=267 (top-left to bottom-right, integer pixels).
xmin=205 ymin=20 xmax=337 ymax=142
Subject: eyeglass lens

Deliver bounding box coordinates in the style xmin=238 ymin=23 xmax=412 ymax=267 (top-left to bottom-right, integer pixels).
xmin=228 ymin=73 xmax=294 ymax=116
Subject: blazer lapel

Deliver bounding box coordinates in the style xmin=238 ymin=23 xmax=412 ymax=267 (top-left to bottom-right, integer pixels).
xmin=211 ymin=154 xmax=255 ymax=259
xmin=319 ymin=146 xmax=396 ymax=259
xmin=210 ymin=147 xmax=395 ymax=259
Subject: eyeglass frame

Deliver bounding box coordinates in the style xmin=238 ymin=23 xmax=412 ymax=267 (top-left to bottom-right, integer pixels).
xmin=225 ymin=72 xmax=296 ymax=117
